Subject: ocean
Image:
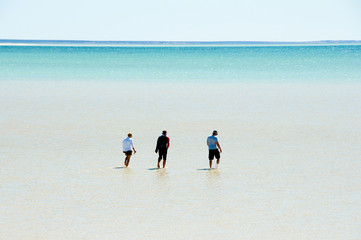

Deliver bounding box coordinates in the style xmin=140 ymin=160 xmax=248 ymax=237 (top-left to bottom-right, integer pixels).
xmin=1 ymin=44 xmax=361 ymax=82
xmin=1 ymin=44 xmax=360 ymax=239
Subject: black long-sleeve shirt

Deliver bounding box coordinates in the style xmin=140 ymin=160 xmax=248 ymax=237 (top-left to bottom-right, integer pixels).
xmin=155 ymin=135 xmax=170 ymax=152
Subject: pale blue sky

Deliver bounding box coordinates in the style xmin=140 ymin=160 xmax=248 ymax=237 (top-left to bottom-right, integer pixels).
xmin=0 ymin=0 xmax=360 ymax=41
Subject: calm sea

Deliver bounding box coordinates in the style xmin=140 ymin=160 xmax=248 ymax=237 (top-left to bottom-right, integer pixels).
xmin=1 ymin=44 xmax=360 ymax=82
xmin=1 ymin=44 xmax=360 ymax=239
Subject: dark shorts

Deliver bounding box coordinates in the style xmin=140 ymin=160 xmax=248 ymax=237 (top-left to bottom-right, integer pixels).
xmin=123 ymin=150 xmax=132 ymax=156
xmin=209 ymin=149 xmax=220 ymax=160
xmin=158 ymin=150 xmax=167 ymax=161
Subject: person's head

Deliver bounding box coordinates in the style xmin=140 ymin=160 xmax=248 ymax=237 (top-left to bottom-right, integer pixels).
xmin=162 ymin=130 xmax=167 ymax=135
xmin=128 ymin=133 xmax=132 ymax=138
xmin=212 ymin=130 xmax=218 ymax=136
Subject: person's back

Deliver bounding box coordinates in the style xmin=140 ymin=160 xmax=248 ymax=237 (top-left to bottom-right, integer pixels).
xmin=123 ymin=136 xmax=134 ymax=152
xmin=155 ymin=130 xmax=170 ymax=168
xmin=207 ymin=135 xmax=218 ymax=150
xmin=122 ymin=133 xmax=136 ymax=167
xmin=206 ymin=130 xmax=222 ymax=169
xmin=156 ymin=135 xmax=169 ymax=151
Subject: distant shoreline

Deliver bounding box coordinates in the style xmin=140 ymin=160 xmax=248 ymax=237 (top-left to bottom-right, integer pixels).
xmin=1 ymin=39 xmax=361 ymax=47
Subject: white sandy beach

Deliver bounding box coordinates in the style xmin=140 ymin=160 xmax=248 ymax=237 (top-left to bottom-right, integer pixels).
xmin=1 ymin=81 xmax=361 ymax=239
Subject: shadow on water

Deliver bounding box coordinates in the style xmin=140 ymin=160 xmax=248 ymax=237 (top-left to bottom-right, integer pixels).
xmin=197 ymin=168 xmax=218 ymax=171
xmin=114 ymin=166 xmax=127 ymax=169
xmin=148 ymin=168 xmax=161 ymax=171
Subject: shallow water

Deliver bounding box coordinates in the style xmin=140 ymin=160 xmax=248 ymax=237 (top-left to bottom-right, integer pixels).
xmin=1 ymin=45 xmax=361 ymax=83
xmin=1 ymin=79 xmax=360 ymax=239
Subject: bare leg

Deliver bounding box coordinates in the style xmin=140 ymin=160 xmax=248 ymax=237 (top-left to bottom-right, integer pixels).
xmin=209 ymin=160 xmax=212 ymax=169
xmin=125 ymin=156 xmax=131 ymax=167
xmin=163 ymin=160 xmax=166 ymax=168
xmin=217 ymin=158 xmax=220 ymax=165
xmin=157 ymin=159 xmax=161 ymax=168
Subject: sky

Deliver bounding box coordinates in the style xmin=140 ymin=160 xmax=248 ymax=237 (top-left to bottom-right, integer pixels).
xmin=0 ymin=0 xmax=360 ymax=41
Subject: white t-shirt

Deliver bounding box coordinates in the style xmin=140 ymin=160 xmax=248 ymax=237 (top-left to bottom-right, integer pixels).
xmin=122 ymin=137 xmax=134 ymax=152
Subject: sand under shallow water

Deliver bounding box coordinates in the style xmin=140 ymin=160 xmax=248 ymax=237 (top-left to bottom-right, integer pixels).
xmin=1 ymin=81 xmax=360 ymax=239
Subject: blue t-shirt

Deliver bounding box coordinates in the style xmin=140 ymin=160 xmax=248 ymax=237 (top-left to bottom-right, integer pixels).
xmin=207 ymin=135 xmax=218 ymax=150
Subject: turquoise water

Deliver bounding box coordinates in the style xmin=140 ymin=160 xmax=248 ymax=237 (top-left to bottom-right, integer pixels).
xmin=1 ymin=44 xmax=361 ymax=239
xmin=1 ymin=45 xmax=360 ymax=82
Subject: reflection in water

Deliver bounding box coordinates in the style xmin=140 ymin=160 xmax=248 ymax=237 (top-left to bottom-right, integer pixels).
xmin=206 ymin=169 xmax=220 ymax=183
xmin=156 ymin=168 xmax=169 ymax=180
xmin=148 ymin=168 xmax=169 ymax=180
xmin=120 ymin=167 xmax=133 ymax=183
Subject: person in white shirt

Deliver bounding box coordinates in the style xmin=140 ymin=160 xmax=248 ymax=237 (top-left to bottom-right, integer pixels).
xmin=122 ymin=133 xmax=136 ymax=167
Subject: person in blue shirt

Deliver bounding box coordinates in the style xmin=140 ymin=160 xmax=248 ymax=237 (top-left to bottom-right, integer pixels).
xmin=207 ymin=130 xmax=222 ymax=168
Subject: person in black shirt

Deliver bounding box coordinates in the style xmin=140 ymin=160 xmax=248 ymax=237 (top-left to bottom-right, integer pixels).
xmin=155 ymin=130 xmax=170 ymax=168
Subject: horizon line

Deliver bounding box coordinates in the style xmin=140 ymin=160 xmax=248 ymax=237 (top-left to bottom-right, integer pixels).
xmin=1 ymin=39 xmax=361 ymax=46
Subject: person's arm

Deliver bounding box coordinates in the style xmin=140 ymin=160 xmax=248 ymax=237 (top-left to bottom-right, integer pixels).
xmin=166 ymin=137 xmax=170 ymax=150
xmin=216 ymin=142 xmax=222 ymax=153
xmin=207 ymin=138 xmax=209 ymax=147
xmin=131 ymin=140 xmax=136 ymax=154
xmin=155 ymin=137 xmax=159 ymax=153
